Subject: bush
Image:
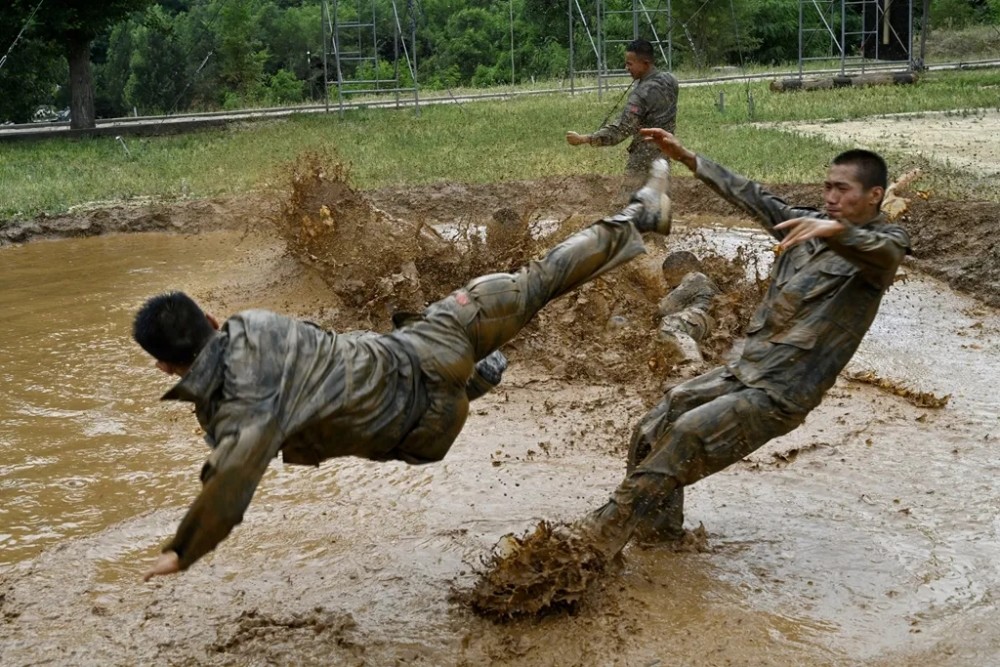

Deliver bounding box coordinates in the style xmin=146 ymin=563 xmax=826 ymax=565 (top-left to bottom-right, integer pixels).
xmin=265 ymin=68 xmax=304 ymax=104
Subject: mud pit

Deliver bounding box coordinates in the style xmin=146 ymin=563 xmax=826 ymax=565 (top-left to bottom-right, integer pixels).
xmin=2 ymin=133 xmax=1000 ymax=665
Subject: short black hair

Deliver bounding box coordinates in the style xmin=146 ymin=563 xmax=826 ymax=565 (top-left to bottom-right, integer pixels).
xmin=133 ymin=291 xmax=216 ymax=365
xmin=626 ymin=39 xmax=655 ymax=63
xmin=832 ymin=149 xmax=888 ymax=192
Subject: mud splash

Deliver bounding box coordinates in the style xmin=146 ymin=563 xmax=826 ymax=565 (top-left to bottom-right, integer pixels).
xmin=269 ymin=154 xmax=767 ymax=393
xmin=467 ymin=521 xmax=607 ymax=620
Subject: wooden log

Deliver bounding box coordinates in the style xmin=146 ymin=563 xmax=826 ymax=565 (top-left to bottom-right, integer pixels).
xmin=770 ymin=71 xmax=918 ymax=92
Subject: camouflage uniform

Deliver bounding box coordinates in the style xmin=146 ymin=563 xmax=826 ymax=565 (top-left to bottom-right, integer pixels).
xmin=590 ymin=68 xmax=679 ymax=192
xmin=159 ymin=220 xmax=646 ymax=570
xmin=587 ymin=155 xmax=911 ymax=552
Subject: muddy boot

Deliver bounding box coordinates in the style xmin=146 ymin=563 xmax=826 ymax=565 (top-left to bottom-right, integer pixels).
xmin=632 ymin=488 xmax=687 ymax=546
xmin=573 ymin=500 xmax=638 ymax=561
xmin=465 ymin=350 xmax=509 ymax=401
xmin=574 ymin=472 xmax=673 ymax=559
xmin=603 ymin=158 xmax=672 ymax=235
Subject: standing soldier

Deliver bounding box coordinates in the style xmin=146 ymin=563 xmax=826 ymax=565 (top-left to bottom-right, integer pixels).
xmin=566 ymin=38 xmax=679 ymax=197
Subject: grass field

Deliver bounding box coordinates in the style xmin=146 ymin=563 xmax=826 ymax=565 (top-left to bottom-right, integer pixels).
xmin=1 ymin=68 xmax=998 ymax=220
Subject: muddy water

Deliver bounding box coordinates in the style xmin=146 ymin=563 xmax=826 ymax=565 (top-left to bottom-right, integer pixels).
xmin=1 ymin=228 xmax=999 ymax=666
xmin=0 ymin=232 xmax=329 ymax=568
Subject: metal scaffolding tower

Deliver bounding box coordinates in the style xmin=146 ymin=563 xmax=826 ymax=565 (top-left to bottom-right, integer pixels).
xmin=797 ymin=0 xmax=915 ymax=77
xmin=569 ymin=0 xmax=674 ymax=97
xmin=322 ymin=0 xmax=419 ymax=115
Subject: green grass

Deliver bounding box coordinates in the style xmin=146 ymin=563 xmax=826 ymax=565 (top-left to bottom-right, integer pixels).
xmin=1 ymin=68 xmax=998 ymax=220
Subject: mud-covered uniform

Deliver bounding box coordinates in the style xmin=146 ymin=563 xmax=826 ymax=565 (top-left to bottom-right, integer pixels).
xmin=159 ymin=220 xmax=646 ymax=570
xmin=597 ymin=155 xmax=910 ymax=545
xmin=590 ymin=68 xmax=678 ymax=187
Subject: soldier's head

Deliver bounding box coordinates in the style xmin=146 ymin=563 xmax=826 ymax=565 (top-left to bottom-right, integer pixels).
xmin=625 ymin=39 xmax=655 ymax=80
xmin=825 ymin=149 xmax=888 ymax=224
xmin=133 ymin=291 xmax=220 ymax=376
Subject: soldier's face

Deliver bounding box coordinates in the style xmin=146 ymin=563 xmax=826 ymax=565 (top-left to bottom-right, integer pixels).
xmin=625 ymin=52 xmax=651 ymax=79
xmin=823 ymin=164 xmax=883 ymax=224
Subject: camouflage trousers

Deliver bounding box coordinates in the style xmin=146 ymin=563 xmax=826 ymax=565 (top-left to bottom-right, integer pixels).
xmin=388 ymin=219 xmax=646 ymax=463
xmin=621 ymin=143 xmax=670 ymax=202
xmin=590 ymin=366 xmax=807 ymax=550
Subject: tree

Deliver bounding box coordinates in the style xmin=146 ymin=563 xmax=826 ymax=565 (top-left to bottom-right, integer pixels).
xmin=125 ymin=5 xmax=189 ymax=114
xmin=216 ymin=0 xmax=269 ymax=101
xmin=6 ymin=0 xmax=152 ymax=129
xmin=0 ymin=21 xmax=66 ymax=123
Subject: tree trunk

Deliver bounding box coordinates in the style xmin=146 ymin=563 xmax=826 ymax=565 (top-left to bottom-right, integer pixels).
xmin=67 ymin=36 xmax=96 ymax=130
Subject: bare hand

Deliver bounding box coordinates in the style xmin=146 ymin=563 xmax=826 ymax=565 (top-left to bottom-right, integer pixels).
xmin=639 ymin=128 xmax=696 ymax=170
xmin=566 ymin=131 xmax=590 ymax=146
xmin=774 ymin=217 xmax=845 ymax=249
xmin=143 ymin=551 xmax=181 ymax=582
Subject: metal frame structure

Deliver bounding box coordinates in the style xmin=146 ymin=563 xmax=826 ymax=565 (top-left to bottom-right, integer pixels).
xmin=797 ymin=0 xmax=916 ymax=77
xmin=569 ymin=0 xmax=674 ymax=97
xmin=322 ymin=0 xmax=419 ymax=115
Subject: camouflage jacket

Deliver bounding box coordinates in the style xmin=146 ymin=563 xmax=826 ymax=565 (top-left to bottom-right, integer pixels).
xmin=694 ymin=156 xmax=911 ymax=412
xmin=160 ymin=311 xmax=426 ymax=568
xmin=591 ymin=68 xmax=678 ymax=154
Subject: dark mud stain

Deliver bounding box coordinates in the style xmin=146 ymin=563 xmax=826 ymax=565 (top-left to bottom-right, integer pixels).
xmin=211 ymin=608 xmax=362 ymax=661
xmin=846 ymin=370 xmax=951 ymax=408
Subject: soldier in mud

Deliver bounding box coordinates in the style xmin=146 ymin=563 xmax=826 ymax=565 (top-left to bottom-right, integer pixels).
xmin=566 ymin=38 xmax=679 ymax=195
xmin=133 ymin=160 xmax=673 ymax=581
xmin=576 ymin=128 xmax=910 ymax=559
xmin=657 ymin=252 xmax=720 ymax=367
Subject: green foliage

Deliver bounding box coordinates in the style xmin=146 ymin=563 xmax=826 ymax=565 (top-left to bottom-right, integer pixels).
xmin=3 ymin=0 xmax=1000 ymax=121
xmin=3 ymin=68 xmax=999 ymax=221
xmin=217 ymin=0 xmax=269 ymax=97
xmin=3 ymin=0 xmax=152 ymax=127
xmin=0 ymin=38 xmax=67 ymax=123
xmin=264 ymin=68 xmax=304 ymax=104
xmin=124 ymin=5 xmax=188 ymax=115
xmin=929 ymin=0 xmax=998 ymax=28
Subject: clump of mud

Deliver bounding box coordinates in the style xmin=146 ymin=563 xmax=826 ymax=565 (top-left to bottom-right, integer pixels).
xmin=466 ymin=521 xmax=607 ymax=620
xmin=699 ymin=244 xmax=770 ymax=364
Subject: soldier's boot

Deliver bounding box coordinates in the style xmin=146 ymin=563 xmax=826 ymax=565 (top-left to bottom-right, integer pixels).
xmin=603 ymin=158 xmax=672 ymax=235
xmin=632 ymin=488 xmax=686 ymax=545
xmin=574 ymin=472 xmax=673 ymax=559
xmin=465 ymin=349 xmax=509 ymax=401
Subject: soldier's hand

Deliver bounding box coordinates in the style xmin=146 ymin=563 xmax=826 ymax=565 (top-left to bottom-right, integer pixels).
xmin=640 ymin=129 xmax=696 ymax=171
xmin=775 ymin=217 xmax=846 ymax=249
xmin=566 ymin=131 xmax=590 ymax=146
xmin=143 ymin=550 xmax=181 ymax=581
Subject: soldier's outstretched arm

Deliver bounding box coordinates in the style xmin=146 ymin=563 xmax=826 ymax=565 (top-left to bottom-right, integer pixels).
xmin=142 ymin=403 xmax=283 ymax=580
xmin=640 ymin=128 xmax=696 ymax=171
xmin=641 ymin=128 xmax=818 ymax=241
xmin=591 ymin=93 xmax=643 ymax=147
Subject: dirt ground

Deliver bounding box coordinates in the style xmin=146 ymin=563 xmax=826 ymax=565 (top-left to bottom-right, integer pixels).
xmin=1 ymin=113 xmax=999 ymax=666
